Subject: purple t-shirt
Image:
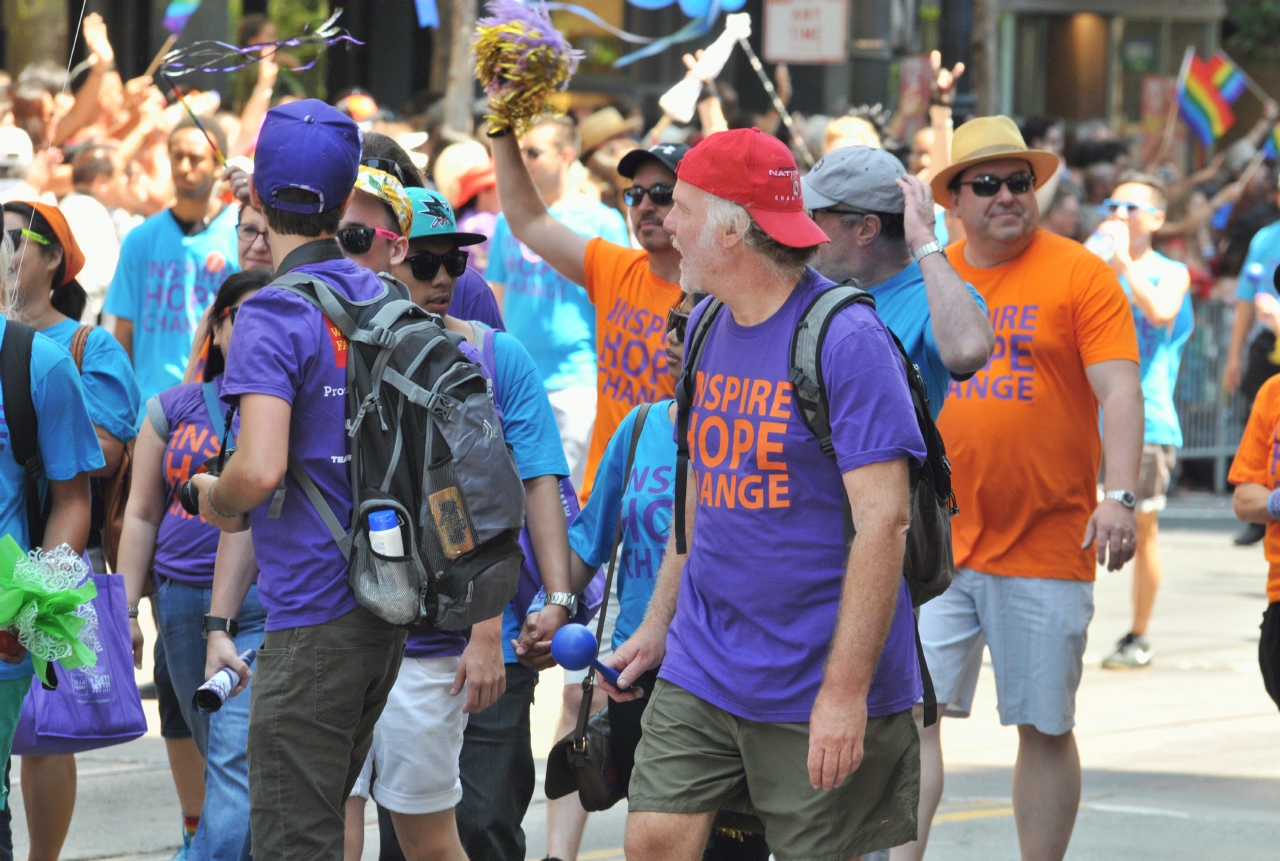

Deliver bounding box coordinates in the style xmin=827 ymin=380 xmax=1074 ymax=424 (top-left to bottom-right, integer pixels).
xmin=660 ymin=268 xmax=926 ymax=723
xmin=152 ymin=379 xmax=238 ymax=587
xmin=222 ymin=247 xmax=379 ymax=630
xmin=449 ymin=268 xmax=504 ymax=332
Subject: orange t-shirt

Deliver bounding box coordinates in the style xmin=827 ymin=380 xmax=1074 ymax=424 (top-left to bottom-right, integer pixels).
xmin=582 ymin=238 xmax=682 ymax=500
xmin=938 ymin=230 xmax=1139 ymax=581
xmin=1227 ymin=375 xmax=1280 ymax=603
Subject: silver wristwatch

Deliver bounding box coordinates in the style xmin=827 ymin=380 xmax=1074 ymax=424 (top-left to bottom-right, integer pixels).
xmin=1105 ymin=490 xmax=1137 ymax=510
xmin=912 ymin=240 xmax=943 ymax=263
xmin=545 ymin=592 xmax=579 ymax=616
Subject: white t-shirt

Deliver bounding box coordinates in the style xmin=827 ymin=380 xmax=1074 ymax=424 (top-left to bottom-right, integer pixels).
xmin=59 ymin=192 xmax=120 ymax=323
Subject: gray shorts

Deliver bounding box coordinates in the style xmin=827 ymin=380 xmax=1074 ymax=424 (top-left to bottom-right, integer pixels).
xmin=918 ymin=568 xmax=1094 ymax=736
xmin=1137 ymin=443 xmax=1176 ymax=512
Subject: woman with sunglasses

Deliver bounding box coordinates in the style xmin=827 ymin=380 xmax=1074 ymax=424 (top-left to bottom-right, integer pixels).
xmin=522 ymin=291 xmax=769 ymax=861
xmin=119 ymin=268 xmax=272 ymax=861
xmin=1 ymin=200 xmax=141 ymax=861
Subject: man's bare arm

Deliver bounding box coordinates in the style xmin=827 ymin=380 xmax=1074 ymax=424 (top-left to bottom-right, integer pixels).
xmin=1234 ymin=482 xmax=1274 ymax=524
xmin=1084 ymin=359 xmax=1142 ymax=570
xmin=490 ymin=132 xmax=590 ymax=287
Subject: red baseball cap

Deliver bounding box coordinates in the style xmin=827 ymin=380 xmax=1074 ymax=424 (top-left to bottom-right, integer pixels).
xmin=677 ymin=128 xmax=829 ymax=248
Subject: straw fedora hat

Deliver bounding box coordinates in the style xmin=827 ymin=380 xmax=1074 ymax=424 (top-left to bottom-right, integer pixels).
xmin=930 ymin=115 xmax=1060 ymax=203
xmin=579 ymin=107 xmax=643 ymax=155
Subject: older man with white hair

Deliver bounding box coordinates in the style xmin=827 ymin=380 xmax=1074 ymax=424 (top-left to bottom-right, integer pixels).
xmin=602 ymin=128 xmax=927 ymax=861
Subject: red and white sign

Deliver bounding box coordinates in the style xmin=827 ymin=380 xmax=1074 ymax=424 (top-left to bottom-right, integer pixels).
xmin=763 ymin=0 xmax=848 ymax=65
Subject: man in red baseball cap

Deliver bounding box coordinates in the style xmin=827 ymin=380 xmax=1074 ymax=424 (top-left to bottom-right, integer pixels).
xmin=600 ymin=128 xmax=928 ymax=861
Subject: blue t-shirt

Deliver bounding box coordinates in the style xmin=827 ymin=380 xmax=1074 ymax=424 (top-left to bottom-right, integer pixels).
xmin=103 ymin=207 xmax=240 ymax=408
xmin=569 ymin=400 xmax=674 ymax=650
xmin=1238 ymin=220 xmax=1280 ymax=306
xmin=449 ymin=268 xmax=505 ymax=332
xmin=1121 ymin=252 xmax=1193 ymax=447
xmin=0 ymin=318 xmax=104 ymax=681
xmin=40 ymin=319 xmax=140 ymax=444
xmin=867 ymin=261 xmax=987 ymax=419
xmin=486 ymin=200 xmax=628 ymax=391
xmin=405 ymin=327 xmax=569 ymax=661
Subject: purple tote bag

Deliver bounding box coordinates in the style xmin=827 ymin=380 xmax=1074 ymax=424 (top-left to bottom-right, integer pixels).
xmin=11 ymin=572 xmax=148 ymax=755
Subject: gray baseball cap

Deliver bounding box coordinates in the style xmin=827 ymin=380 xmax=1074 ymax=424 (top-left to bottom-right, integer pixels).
xmin=801 ymin=146 xmax=905 ymax=214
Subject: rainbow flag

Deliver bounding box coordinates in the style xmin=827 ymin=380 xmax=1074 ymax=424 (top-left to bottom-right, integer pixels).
xmin=1180 ymin=55 xmax=1235 ymax=147
xmin=162 ymin=0 xmax=202 ymax=35
xmin=1264 ymin=126 xmax=1280 ymax=160
xmin=1208 ymin=51 xmax=1247 ymax=104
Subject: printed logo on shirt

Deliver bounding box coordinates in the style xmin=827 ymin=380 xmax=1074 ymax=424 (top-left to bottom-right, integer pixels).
xmin=322 ymin=315 xmax=348 ymax=369
xmin=204 ymin=250 xmax=227 ymax=274
xmin=948 ymin=303 xmax=1038 ymax=402
xmin=601 ymin=297 xmax=669 ymax=408
xmin=620 ymin=465 xmax=673 ymax=579
xmin=0 ymin=406 xmax=8 ymax=456
xmin=689 ymin=372 xmax=794 ymax=510
xmin=165 ymin=421 xmax=223 ymax=521
xmin=140 ymin=261 xmax=229 ymax=335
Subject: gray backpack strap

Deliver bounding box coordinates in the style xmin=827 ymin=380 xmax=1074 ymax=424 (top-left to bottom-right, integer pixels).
xmin=789 ymin=284 xmax=876 ymax=457
xmin=286 ymin=453 xmax=353 ymax=558
xmin=145 ymin=395 xmax=169 ymax=440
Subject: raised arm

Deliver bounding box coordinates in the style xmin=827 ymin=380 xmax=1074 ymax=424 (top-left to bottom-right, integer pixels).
xmin=490 ymin=131 xmax=590 ymax=287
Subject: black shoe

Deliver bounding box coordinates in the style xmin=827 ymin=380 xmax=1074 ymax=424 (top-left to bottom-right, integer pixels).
xmin=1235 ymin=522 xmax=1267 ymax=546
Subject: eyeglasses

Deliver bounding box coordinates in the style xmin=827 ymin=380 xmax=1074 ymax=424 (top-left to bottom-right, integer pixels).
xmin=6 ymin=228 xmax=49 ymax=248
xmin=219 ymin=305 xmax=241 ymax=325
xmin=406 ymin=249 xmax=469 ymax=281
xmin=1100 ymin=198 xmax=1160 ymax=217
xmin=806 ymin=207 xmax=871 ymax=220
xmin=361 ymin=157 xmax=405 ymax=185
xmin=623 ymin=184 xmax=675 ymax=207
xmin=237 ymin=223 xmax=268 ymax=245
xmin=337 ymin=225 xmax=400 ymax=255
xmin=952 ymin=172 xmax=1036 ymax=197
xmin=666 ymin=306 xmax=689 ymax=342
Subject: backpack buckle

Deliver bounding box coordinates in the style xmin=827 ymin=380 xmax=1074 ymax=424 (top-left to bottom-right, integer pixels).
xmin=368 ymin=326 xmax=396 ymax=349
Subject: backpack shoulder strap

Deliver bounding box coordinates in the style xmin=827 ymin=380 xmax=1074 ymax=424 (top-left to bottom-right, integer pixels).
xmin=69 ymin=324 xmax=92 ymax=373
xmin=674 ymin=299 xmax=724 ymax=555
xmin=145 ymin=395 xmax=169 ymax=440
xmin=789 ymin=282 xmax=877 ymax=458
xmin=1 ymin=321 xmax=42 ymax=545
xmin=471 ymin=321 xmax=502 ymax=409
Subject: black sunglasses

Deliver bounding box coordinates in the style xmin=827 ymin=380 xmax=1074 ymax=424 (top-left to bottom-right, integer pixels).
xmin=407 ymin=249 xmax=469 ymax=281
xmin=952 ymin=171 xmax=1036 ymax=197
xmin=337 ymin=225 xmax=400 ymax=255
xmin=219 ymin=305 xmax=241 ymax=325
xmin=361 ymin=157 xmax=405 ymax=185
xmin=666 ymin=306 xmax=689 ymax=342
xmin=623 ymin=184 xmax=675 ymax=207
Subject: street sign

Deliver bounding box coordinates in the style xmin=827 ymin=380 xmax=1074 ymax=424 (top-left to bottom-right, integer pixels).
xmin=763 ymin=0 xmax=848 ymax=65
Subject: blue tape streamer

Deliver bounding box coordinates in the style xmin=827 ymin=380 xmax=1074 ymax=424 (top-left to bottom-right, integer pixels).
xmin=610 ymin=0 xmax=719 ymax=68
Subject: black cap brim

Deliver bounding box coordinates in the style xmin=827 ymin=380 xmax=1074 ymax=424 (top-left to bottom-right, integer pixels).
xmin=618 ymin=144 xmax=689 ymax=180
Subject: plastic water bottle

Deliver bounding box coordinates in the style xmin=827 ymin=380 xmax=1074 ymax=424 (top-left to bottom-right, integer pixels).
xmin=193 ymin=649 xmax=256 ymax=714
xmin=1083 ymin=229 xmax=1115 ymax=262
xmin=368 ymin=509 xmax=406 ymax=558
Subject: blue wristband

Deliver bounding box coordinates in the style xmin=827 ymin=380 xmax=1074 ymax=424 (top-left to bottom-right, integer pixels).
xmin=1266 ymin=488 xmax=1280 ymax=521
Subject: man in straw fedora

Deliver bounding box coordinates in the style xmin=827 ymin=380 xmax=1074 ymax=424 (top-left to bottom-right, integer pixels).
xmin=895 ymin=116 xmax=1144 ymax=861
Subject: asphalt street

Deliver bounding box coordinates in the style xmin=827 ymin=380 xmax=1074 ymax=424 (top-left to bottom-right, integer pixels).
xmin=8 ymin=526 xmax=1278 ymax=861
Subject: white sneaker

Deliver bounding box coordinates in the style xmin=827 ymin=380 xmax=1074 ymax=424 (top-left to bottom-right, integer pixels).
xmin=1102 ymin=633 xmax=1153 ymax=669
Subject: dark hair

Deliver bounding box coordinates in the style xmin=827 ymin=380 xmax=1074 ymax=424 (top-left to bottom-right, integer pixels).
xmin=171 ymin=117 xmax=228 ymax=160
xmin=3 ymin=201 xmax=86 ymax=321
xmin=1072 ymin=139 xmax=1130 ymax=169
xmin=16 ymin=61 xmax=67 ymax=95
xmin=238 ymin=13 xmax=272 ymax=46
xmin=1019 ymin=116 xmax=1062 ymax=148
xmin=72 ymin=144 xmax=118 ymax=187
xmin=203 ymin=268 xmax=274 ymax=381
xmin=262 ymin=187 xmax=344 ymax=237
xmin=1114 ymin=170 xmax=1168 ymax=212
xmin=361 ymin=132 xmax=424 ymax=188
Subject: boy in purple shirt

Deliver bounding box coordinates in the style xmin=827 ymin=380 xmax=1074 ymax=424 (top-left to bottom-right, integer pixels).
xmin=192 ymin=100 xmax=407 ymax=861
xmin=604 ymin=129 xmax=926 ymax=861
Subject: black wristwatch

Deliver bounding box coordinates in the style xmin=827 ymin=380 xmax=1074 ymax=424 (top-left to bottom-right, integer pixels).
xmin=202 ymin=615 xmax=238 ymax=638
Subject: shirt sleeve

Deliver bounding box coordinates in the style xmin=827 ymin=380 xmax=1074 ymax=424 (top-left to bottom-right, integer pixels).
xmin=1238 ymin=229 xmax=1276 ymax=302
xmin=493 ymin=333 xmax=569 ymax=481
xmin=485 ymin=217 xmax=511 ymax=286
xmin=823 ymin=309 xmax=927 ymax=474
xmin=1230 ymin=378 xmax=1280 ymax=487
xmin=568 ymin=409 xmax=632 ymax=568
xmin=30 ymin=337 xmax=105 ymax=480
xmin=78 ymin=328 xmax=142 ymax=443
xmin=1074 ymin=258 xmax=1141 ymax=367
xmin=221 ymin=289 xmax=316 ymax=404
xmin=102 ymin=227 xmax=142 ymax=321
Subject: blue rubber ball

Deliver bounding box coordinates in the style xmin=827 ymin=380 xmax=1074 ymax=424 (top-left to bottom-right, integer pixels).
xmin=551 ymin=623 xmax=598 ymax=671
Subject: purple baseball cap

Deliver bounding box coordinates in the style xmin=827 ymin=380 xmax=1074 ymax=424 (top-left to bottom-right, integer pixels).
xmin=254 ymin=99 xmax=361 ymax=214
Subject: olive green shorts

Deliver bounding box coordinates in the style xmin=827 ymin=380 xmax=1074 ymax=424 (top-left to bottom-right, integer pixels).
xmin=628 ymin=680 xmax=920 ymax=861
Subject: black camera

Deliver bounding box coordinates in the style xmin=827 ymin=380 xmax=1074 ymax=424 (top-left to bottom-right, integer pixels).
xmin=177 ymin=448 xmax=236 ymax=516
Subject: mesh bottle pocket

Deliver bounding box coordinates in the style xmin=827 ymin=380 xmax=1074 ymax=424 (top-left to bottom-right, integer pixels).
xmin=348 ymin=501 xmax=429 ymax=626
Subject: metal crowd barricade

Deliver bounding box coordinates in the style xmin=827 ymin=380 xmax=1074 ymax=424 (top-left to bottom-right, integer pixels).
xmin=1174 ymin=298 xmax=1246 ymax=492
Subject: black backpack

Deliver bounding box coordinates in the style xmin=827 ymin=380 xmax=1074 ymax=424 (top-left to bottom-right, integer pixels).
xmin=0 ymin=320 xmax=43 ymax=546
xmin=268 ymin=272 xmax=527 ymax=630
xmin=674 ymin=281 xmax=958 ymax=724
